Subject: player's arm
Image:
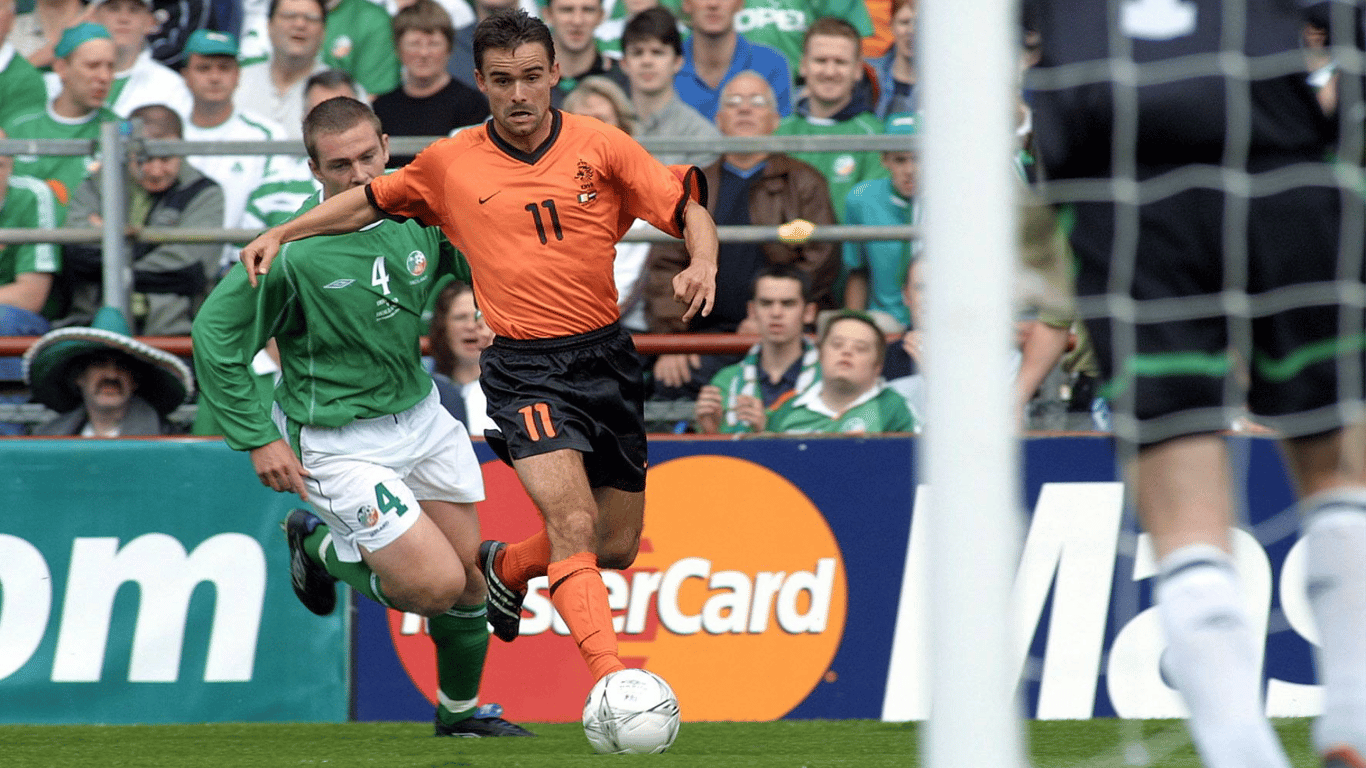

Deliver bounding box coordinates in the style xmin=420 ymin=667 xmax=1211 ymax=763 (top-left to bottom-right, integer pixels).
xmin=240 ymin=184 xmax=383 ymax=286
xmin=672 ymin=200 xmax=719 ymax=323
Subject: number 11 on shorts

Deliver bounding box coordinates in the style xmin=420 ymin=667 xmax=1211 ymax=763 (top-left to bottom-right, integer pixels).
xmin=518 ymin=402 xmax=557 ymax=441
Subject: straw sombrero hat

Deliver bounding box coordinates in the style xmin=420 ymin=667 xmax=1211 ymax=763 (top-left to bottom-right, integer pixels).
xmin=22 ymin=307 xmax=194 ymax=416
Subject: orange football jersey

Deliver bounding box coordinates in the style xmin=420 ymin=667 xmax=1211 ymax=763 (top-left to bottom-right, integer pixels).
xmin=368 ymin=110 xmax=694 ymax=339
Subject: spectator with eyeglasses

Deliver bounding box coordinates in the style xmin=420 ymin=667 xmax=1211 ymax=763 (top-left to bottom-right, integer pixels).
xmin=235 ymin=0 xmax=332 ymax=139
xmin=645 ymin=70 xmax=836 ymax=401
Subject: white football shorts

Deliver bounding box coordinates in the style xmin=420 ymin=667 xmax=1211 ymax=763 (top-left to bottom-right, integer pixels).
xmin=275 ymin=385 xmax=485 ymax=562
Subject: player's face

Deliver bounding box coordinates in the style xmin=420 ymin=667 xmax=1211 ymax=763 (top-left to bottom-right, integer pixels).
xmin=269 ymin=0 xmax=326 ymax=61
xmin=545 ymin=0 xmax=603 ymax=56
xmin=398 ymin=29 xmax=452 ymax=81
xmin=684 ymin=0 xmax=740 ymax=37
xmin=94 ymin=0 xmax=155 ymax=54
xmin=308 ymin=121 xmax=390 ymax=199
xmin=820 ymin=318 xmax=882 ymax=392
xmin=182 ymin=54 xmax=240 ymax=105
xmin=892 ymin=1 xmax=915 ymax=60
xmin=445 ymin=290 xmax=492 ymax=365
xmin=58 ymin=39 xmax=116 ymax=112
xmin=748 ymin=276 xmax=812 ymax=345
xmin=800 ymin=34 xmax=861 ymax=109
xmin=883 ymin=150 xmax=916 ymax=198
xmin=621 ymin=38 xmax=682 ymax=96
xmin=476 ymin=43 xmax=560 ymax=146
xmin=75 ymin=354 xmax=138 ymax=411
xmin=715 ymin=75 xmax=779 ymax=137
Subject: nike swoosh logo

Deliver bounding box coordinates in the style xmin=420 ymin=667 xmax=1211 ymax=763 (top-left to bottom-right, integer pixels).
xmin=479 ymin=191 xmax=502 ymax=204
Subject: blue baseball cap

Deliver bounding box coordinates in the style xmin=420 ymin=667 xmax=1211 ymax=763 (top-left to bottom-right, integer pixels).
xmin=885 ymin=112 xmax=919 ymax=136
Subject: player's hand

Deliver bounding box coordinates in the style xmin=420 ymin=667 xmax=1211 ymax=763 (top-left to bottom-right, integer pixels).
xmin=733 ymin=393 xmax=766 ymax=432
xmin=654 ymin=353 xmax=700 ymax=389
xmin=694 ymin=384 xmax=723 ymax=433
xmin=673 ymin=259 xmax=717 ymax=324
xmin=240 ymin=231 xmax=283 ymax=288
xmin=249 ymin=439 xmax=312 ymax=500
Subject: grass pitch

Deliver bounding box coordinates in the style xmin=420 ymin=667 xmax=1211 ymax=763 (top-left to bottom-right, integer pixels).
xmin=0 ymin=718 xmax=1318 ymax=767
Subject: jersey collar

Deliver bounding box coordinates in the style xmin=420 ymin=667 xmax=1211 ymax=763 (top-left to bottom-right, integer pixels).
xmin=486 ymin=108 xmax=563 ymax=165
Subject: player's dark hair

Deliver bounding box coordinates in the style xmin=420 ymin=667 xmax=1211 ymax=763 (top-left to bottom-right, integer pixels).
xmin=393 ymin=0 xmax=455 ymax=51
xmin=622 ymin=6 xmax=682 ymax=57
xmin=803 ymin=16 xmax=862 ymax=57
xmin=428 ymin=281 xmax=474 ymax=378
xmin=129 ymin=103 xmax=182 ymax=139
xmin=268 ymin=0 xmax=326 ymax=24
xmin=473 ymin=8 xmax=555 ymax=73
xmin=819 ymin=310 xmax=887 ymax=367
xmin=303 ymin=96 xmax=383 ymax=165
xmin=750 ymin=263 xmax=813 ymax=303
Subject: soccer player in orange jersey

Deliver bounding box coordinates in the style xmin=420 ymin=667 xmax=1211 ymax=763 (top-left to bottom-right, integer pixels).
xmin=240 ymin=8 xmax=719 ymax=685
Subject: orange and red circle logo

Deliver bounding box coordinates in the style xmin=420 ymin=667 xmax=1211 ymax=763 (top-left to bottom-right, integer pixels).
xmin=387 ymin=455 xmax=848 ymax=721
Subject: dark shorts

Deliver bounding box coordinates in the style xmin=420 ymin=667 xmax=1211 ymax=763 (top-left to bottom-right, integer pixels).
xmin=480 ymin=322 xmax=648 ymax=492
xmin=1071 ymin=173 xmax=1365 ymax=444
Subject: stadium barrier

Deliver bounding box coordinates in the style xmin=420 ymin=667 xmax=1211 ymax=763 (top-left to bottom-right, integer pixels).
xmin=0 ymin=434 xmax=1319 ymax=725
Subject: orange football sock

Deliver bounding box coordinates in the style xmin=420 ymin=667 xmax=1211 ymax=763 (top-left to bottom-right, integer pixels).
xmin=548 ymin=552 xmax=626 ymax=682
xmin=499 ymin=529 xmax=551 ymax=593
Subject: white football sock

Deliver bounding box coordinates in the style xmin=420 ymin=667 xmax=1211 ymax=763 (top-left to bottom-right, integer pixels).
xmin=1156 ymin=544 xmax=1291 ymax=768
xmin=1302 ymin=490 xmax=1366 ymax=758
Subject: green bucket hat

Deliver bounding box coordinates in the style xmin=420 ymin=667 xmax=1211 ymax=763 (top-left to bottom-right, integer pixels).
xmin=23 ymin=307 xmax=194 ymax=416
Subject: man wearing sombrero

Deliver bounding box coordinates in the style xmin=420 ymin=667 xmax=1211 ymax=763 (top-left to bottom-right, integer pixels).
xmin=24 ymin=305 xmax=193 ymax=436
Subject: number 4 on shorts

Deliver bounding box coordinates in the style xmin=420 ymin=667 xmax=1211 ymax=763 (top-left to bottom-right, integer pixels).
xmin=375 ymin=482 xmax=409 ymax=516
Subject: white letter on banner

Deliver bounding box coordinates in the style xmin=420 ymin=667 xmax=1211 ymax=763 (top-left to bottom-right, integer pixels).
xmin=52 ymin=534 xmax=266 ymax=683
xmin=1106 ymin=529 xmax=1271 ymax=718
xmin=776 ymin=559 xmax=835 ymax=634
xmin=623 ymin=570 xmax=664 ymax=635
xmin=0 ymin=535 xmax=52 ymax=681
xmin=1012 ymin=482 xmax=1124 ymax=719
xmin=702 ymin=570 xmax=752 ymax=634
xmin=881 ymin=484 xmax=933 ymax=721
xmin=1265 ymin=538 xmax=1324 ymax=717
xmin=657 ymin=557 xmax=709 ymax=635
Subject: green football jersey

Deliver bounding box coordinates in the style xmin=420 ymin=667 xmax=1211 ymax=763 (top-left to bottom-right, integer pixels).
xmin=0 ymin=50 xmax=46 ymax=129
xmin=768 ymin=381 xmax=915 ymax=434
xmin=775 ymin=111 xmax=888 ymax=223
xmin=193 ymin=193 xmax=469 ymax=451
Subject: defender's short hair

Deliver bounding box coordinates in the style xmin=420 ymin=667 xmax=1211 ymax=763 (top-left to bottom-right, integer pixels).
xmin=473 ymin=8 xmax=555 ymax=73
xmin=303 ymin=96 xmax=383 ymax=165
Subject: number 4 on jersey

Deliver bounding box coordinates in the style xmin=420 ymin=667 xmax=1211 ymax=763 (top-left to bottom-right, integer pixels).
xmin=372 ymin=257 xmax=392 ymax=295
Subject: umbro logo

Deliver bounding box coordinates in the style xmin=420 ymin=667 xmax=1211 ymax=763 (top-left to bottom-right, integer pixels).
xmin=479 ymin=191 xmax=502 ymax=204
xmin=324 ymin=279 xmax=354 ymax=289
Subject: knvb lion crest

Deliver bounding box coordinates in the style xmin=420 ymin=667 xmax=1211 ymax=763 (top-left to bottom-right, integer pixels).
xmin=575 ymin=159 xmax=598 ymax=205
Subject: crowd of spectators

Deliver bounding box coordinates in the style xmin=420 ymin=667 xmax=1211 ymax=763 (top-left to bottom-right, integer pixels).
xmin=0 ymin=0 xmax=1101 ymax=436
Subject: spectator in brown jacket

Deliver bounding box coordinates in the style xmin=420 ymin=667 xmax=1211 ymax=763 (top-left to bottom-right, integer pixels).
xmin=645 ymin=69 xmax=837 ymax=400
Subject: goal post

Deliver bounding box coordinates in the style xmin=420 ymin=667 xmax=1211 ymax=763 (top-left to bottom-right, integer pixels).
xmin=919 ymin=1 xmax=1029 ymax=767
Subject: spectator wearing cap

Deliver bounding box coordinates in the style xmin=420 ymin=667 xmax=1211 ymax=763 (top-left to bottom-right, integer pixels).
xmin=59 ymin=103 xmax=225 ymax=336
xmin=181 ymin=29 xmax=290 ymax=274
xmin=0 ymin=0 xmax=47 ymax=127
xmin=841 ymin=111 xmax=917 ymax=333
xmin=3 ymin=23 xmax=119 ymax=211
xmin=25 ymin=306 xmax=193 ymax=436
xmin=77 ymin=0 xmax=193 ymax=118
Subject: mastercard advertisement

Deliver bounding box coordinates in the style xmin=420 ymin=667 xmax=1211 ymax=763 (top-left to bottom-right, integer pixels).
xmin=354 ymin=438 xmax=916 ymax=722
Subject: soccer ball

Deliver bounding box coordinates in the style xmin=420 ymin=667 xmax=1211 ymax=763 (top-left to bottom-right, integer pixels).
xmin=582 ymin=668 xmax=680 ymax=754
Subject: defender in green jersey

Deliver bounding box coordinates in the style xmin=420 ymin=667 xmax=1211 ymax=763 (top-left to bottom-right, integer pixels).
xmin=192 ymin=97 xmax=531 ymax=738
